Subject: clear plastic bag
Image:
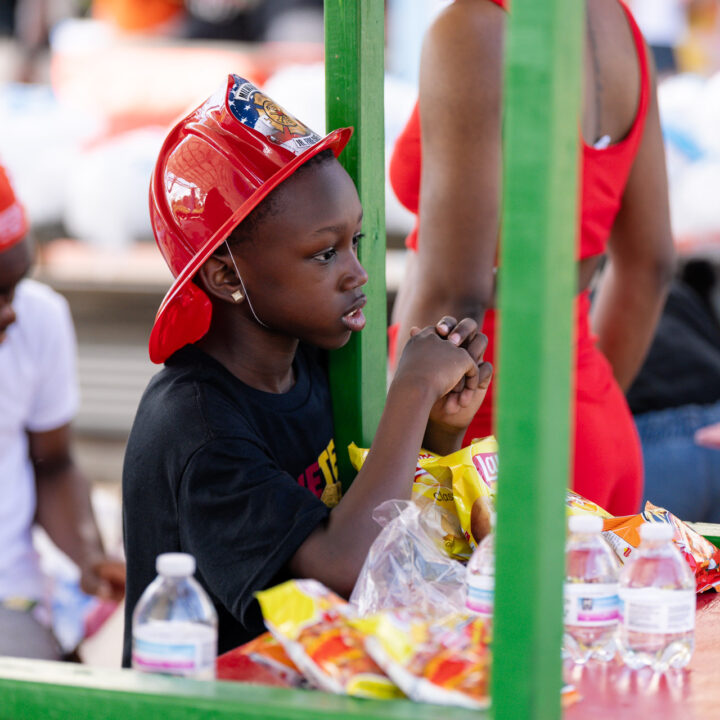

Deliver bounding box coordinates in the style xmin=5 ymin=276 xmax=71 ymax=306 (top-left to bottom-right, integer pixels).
xmin=350 ymin=500 xmax=467 ymax=617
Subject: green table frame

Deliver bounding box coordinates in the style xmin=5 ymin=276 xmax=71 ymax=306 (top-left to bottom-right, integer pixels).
xmin=0 ymin=1 xmax=700 ymax=719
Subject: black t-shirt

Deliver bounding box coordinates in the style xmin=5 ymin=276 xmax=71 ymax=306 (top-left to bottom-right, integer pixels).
xmin=121 ymin=344 xmax=339 ymax=666
xmin=627 ymin=281 xmax=720 ymax=414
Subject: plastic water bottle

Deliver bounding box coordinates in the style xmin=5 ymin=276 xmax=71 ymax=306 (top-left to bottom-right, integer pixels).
xmin=132 ymin=553 xmax=218 ymax=679
xmin=618 ymin=522 xmax=695 ymax=672
xmin=466 ymin=514 xmax=495 ymax=622
xmin=563 ymin=514 xmax=620 ymax=664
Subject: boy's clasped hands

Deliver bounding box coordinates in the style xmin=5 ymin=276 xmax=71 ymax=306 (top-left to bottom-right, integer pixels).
xmin=397 ymin=315 xmax=493 ymax=445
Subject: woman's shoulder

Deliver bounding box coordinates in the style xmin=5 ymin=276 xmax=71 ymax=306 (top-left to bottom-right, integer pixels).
xmin=422 ymin=0 xmax=506 ymax=91
xmin=430 ymin=0 xmax=506 ymax=34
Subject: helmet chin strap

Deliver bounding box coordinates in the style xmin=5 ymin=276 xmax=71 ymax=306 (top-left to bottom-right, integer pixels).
xmin=224 ymin=240 xmax=269 ymax=329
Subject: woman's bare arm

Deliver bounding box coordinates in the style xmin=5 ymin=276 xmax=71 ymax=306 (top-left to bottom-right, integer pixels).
xmin=392 ymin=0 xmax=506 ymax=361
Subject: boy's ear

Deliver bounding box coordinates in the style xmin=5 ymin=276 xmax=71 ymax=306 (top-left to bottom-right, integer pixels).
xmin=197 ymin=255 xmax=242 ymax=304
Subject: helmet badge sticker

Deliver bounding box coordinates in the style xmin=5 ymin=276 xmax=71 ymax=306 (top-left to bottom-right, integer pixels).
xmin=227 ymin=75 xmax=322 ymax=155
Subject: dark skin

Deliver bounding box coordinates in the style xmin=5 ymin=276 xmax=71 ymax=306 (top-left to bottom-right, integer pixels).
xmin=392 ymin=0 xmax=675 ymax=392
xmin=0 ymin=238 xmax=125 ymax=602
xmin=197 ymin=156 xmax=493 ymax=597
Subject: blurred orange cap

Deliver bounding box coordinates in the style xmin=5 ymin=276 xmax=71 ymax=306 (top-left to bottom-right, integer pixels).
xmin=0 ymin=165 xmax=28 ymax=251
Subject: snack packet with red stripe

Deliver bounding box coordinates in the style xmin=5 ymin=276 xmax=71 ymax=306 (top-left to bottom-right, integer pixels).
xmin=255 ymin=579 xmax=403 ymax=699
xmin=216 ymin=631 xmax=305 ymax=687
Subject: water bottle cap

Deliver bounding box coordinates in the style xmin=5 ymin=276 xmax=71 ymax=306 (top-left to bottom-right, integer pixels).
xmin=568 ymin=514 xmax=603 ymax=534
xmin=156 ymin=552 xmax=196 ymax=577
xmin=639 ymin=522 xmax=674 ymax=543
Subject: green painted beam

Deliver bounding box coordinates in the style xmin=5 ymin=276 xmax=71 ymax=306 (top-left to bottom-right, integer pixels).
xmin=325 ymin=0 xmax=387 ymax=490
xmin=0 ymin=657 xmax=488 ymax=720
xmin=690 ymin=522 xmax=720 ymax=548
xmin=491 ymin=0 xmax=585 ymax=718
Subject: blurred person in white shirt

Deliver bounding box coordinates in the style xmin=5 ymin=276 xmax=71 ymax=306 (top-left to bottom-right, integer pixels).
xmin=0 ymin=163 xmax=124 ymax=660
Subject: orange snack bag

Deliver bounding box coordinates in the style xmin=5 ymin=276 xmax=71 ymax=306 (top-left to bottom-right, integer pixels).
xmin=602 ymin=502 xmax=720 ymax=592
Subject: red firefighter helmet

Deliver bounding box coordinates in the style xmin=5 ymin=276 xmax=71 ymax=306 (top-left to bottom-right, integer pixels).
xmin=148 ymin=74 xmax=353 ymax=364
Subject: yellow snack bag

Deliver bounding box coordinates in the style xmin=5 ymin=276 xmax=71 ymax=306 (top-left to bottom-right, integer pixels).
xmin=350 ymin=438 xmax=614 ymax=557
xmin=348 ymin=442 xmax=472 ymax=560
xmin=419 ymin=436 xmax=498 ymax=549
xmin=421 ymin=438 xmax=609 ymax=550
xmin=256 ymin=579 xmax=403 ymax=699
xmin=354 ymin=611 xmax=579 ymax=710
xmin=353 ymin=610 xmax=491 ymax=709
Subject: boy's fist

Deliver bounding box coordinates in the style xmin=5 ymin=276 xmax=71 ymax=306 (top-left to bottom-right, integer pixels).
xmin=395 ymin=316 xmax=492 ymax=433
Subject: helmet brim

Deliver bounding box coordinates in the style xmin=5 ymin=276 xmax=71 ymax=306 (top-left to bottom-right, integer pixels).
xmin=148 ymin=125 xmax=353 ymax=364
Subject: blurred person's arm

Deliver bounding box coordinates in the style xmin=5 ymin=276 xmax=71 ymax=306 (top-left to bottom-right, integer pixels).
xmin=30 ymin=424 xmax=126 ymax=601
xmin=13 ymin=0 xmax=51 ymax=83
xmin=391 ymin=0 xmax=505 ymax=362
xmin=591 ymin=52 xmax=675 ymax=391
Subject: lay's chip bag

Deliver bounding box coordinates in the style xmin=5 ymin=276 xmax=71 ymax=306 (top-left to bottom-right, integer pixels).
xmin=419 ymin=437 xmax=498 ymax=550
xmin=349 ymin=442 xmax=473 ymax=560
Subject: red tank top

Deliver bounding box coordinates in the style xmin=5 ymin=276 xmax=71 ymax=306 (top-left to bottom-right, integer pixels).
xmin=389 ymin=0 xmax=649 ymax=261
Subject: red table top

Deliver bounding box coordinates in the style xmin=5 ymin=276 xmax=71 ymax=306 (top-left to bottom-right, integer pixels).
xmin=565 ymin=591 xmax=720 ymax=719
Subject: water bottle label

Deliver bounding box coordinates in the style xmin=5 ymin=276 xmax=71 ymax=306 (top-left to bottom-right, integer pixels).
xmin=564 ymin=583 xmax=619 ymax=627
xmin=133 ymin=622 xmax=216 ymax=677
xmin=619 ymin=588 xmax=696 ymax=634
xmin=466 ymin=574 xmax=494 ymax=617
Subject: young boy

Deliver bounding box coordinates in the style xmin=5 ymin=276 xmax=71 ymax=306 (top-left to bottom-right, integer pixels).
xmin=0 ymin=164 xmax=125 ymax=659
xmin=122 ymin=75 xmax=492 ymax=664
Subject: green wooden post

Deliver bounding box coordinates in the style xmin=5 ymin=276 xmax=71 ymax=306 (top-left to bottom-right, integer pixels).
xmin=491 ymin=0 xmax=584 ymax=718
xmin=325 ymin=0 xmax=387 ymax=490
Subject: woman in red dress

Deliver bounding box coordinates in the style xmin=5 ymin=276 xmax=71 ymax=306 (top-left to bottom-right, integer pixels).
xmin=389 ymin=0 xmax=675 ymax=516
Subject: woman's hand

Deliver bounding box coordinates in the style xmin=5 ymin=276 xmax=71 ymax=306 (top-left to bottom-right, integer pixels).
xmin=80 ymin=556 xmax=126 ymax=602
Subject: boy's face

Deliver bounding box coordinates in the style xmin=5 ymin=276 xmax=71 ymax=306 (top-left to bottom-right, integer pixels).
xmin=236 ymin=157 xmax=368 ymax=350
xmin=0 ymin=237 xmax=31 ymax=344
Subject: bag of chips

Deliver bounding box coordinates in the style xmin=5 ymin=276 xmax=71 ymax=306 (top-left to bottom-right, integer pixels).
xmin=601 ymin=502 xmax=720 ymax=592
xmin=216 ymin=631 xmax=305 ymax=687
xmin=255 ymin=579 xmax=404 ymax=699
xmin=419 ymin=437 xmax=498 ymax=549
xmin=354 ymin=609 xmax=491 ymax=709
xmin=565 ymin=489 xmax=613 ymax=519
xmin=349 ymin=443 xmax=472 ymax=560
